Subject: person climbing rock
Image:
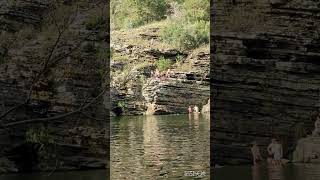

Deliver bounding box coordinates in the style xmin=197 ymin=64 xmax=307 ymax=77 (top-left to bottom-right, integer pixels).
xmin=166 ymin=69 xmax=171 ymax=78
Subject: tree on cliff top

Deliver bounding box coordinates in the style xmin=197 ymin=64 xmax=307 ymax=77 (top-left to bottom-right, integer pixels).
xmin=160 ymin=0 xmax=210 ymax=50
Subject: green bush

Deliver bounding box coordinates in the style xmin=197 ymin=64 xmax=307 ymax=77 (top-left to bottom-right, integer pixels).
xmin=182 ymin=0 xmax=210 ymax=22
xmin=111 ymin=0 xmax=167 ymax=29
xmin=159 ymin=0 xmax=209 ymax=50
xmin=117 ymin=101 xmax=127 ymax=111
xmin=160 ymin=20 xmax=209 ymax=50
xmin=156 ymin=57 xmax=172 ymax=71
xmin=26 ymin=126 xmax=54 ymax=145
xmin=85 ymin=16 xmax=106 ymax=30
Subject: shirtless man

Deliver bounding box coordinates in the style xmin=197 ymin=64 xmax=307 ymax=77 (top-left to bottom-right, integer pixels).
xmin=312 ymin=116 xmax=320 ymax=137
xmin=251 ymin=141 xmax=262 ymax=165
xmin=267 ymin=138 xmax=283 ymax=166
xmin=193 ymin=105 xmax=199 ymax=113
xmin=188 ymin=106 xmax=193 ymax=114
xmin=166 ymin=69 xmax=171 ymax=78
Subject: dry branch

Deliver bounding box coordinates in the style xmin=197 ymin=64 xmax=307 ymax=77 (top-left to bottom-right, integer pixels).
xmin=2 ymin=87 xmax=107 ymax=127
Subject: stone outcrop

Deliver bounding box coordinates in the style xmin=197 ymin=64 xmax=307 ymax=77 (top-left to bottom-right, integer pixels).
xmin=111 ymin=22 xmax=210 ymax=116
xmin=293 ymin=137 xmax=320 ymax=163
xmin=0 ymin=0 xmax=109 ymax=173
xmin=0 ymin=0 xmax=50 ymax=32
xmin=212 ymin=0 xmax=320 ymax=164
xmin=143 ymin=78 xmax=209 ymax=115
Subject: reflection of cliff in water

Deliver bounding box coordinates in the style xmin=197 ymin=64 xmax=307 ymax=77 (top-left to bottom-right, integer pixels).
xmin=111 ymin=115 xmax=210 ymax=179
xmin=256 ymin=164 xmax=320 ymax=180
xmin=295 ymin=164 xmax=320 ymax=180
xmin=267 ymin=165 xmax=284 ymax=180
xmin=215 ymin=164 xmax=320 ymax=180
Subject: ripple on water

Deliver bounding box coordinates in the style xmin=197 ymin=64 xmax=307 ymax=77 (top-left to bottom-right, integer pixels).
xmin=111 ymin=114 xmax=210 ymax=180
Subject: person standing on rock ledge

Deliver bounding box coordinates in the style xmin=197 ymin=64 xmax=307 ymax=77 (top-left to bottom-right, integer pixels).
xmin=267 ymin=138 xmax=283 ymax=166
xmin=251 ymin=141 xmax=262 ymax=165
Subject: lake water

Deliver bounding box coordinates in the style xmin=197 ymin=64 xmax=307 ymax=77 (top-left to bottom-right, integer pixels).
xmin=214 ymin=164 xmax=320 ymax=180
xmin=1 ymin=114 xmax=320 ymax=180
xmin=0 ymin=114 xmax=210 ymax=180
xmin=111 ymin=114 xmax=210 ymax=179
xmin=0 ymin=170 xmax=107 ymax=180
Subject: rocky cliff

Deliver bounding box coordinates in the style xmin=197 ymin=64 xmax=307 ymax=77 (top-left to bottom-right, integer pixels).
xmin=111 ymin=22 xmax=210 ymax=116
xmin=0 ymin=0 xmax=109 ymax=173
xmin=212 ymin=0 xmax=320 ymax=165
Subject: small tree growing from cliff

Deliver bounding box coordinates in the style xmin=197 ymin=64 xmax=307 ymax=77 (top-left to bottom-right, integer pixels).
xmin=156 ymin=57 xmax=172 ymax=71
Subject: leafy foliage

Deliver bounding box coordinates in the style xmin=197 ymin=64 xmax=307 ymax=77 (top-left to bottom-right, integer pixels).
xmin=160 ymin=0 xmax=209 ymax=50
xmin=160 ymin=20 xmax=209 ymax=50
xmin=156 ymin=57 xmax=172 ymax=71
xmin=111 ymin=0 xmax=167 ymax=29
xmin=181 ymin=0 xmax=210 ymax=22
xmin=26 ymin=126 xmax=54 ymax=145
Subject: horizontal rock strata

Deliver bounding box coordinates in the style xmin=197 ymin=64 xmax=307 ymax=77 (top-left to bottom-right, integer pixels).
xmin=212 ymin=0 xmax=320 ymax=164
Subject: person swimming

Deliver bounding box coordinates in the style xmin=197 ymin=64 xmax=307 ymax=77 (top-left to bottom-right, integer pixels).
xmin=193 ymin=105 xmax=199 ymax=113
xmin=188 ymin=106 xmax=193 ymax=113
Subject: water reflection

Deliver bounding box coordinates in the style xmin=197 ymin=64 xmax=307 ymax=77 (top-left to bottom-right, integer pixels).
xmin=294 ymin=164 xmax=320 ymax=180
xmin=252 ymin=165 xmax=261 ymax=180
xmin=249 ymin=164 xmax=320 ymax=180
xmin=267 ymin=165 xmax=284 ymax=180
xmin=111 ymin=115 xmax=210 ymax=179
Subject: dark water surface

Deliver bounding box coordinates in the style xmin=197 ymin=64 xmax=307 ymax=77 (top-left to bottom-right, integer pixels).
xmin=214 ymin=164 xmax=320 ymax=180
xmin=0 ymin=114 xmax=210 ymax=180
xmin=111 ymin=114 xmax=210 ymax=179
xmin=0 ymin=170 xmax=107 ymax=180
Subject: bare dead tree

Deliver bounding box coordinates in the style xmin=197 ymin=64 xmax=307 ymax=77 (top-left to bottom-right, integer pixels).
xmin=2 ymin=86 xmax=107 ymax=127
xmin=0 ymin=1 xmax=108 ymax=126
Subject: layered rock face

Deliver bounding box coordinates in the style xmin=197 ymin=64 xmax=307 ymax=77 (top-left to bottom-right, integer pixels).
xmin=111 ymin=23 xmax=210 ymax=116
xmin=0 ymin=0 xmax=109 ymax=173
xmin=212 ymin=0 xmax=320 ymax=164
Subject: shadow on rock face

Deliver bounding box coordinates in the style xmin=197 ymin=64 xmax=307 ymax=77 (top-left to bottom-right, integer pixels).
xmin=112 ymin=107 xmax=123 ymax=116
xmin=5 ymin=143 xmax=39 ymax=172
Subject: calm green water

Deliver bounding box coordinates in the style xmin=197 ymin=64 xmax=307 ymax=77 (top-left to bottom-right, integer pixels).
xmin=214 ymin=164 xmax=320 ymax=180
xmin=0 ymin=114 xmax=210 ymax=180
xmin=111 ymin=114 xmax=210 ymax=179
